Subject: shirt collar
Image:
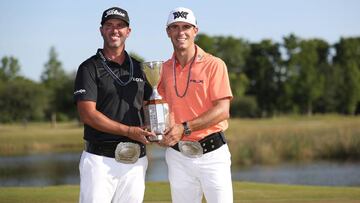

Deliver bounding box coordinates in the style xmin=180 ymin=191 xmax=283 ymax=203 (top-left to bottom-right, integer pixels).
xmin=97 ymin=49 xmax=130 ymax=66
xmin=170 ymin=44 xmax=207 ymax=64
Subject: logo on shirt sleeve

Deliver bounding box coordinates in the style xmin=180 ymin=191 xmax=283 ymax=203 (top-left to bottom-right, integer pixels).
xmin=74 ymin=89 xmax=86 ymax=95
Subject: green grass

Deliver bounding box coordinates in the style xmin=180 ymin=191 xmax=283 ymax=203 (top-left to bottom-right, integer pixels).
xmin=0 ymin=182 xmax=359 ymax=203
xmin=0 ymin=122 xmax=83 ymax=155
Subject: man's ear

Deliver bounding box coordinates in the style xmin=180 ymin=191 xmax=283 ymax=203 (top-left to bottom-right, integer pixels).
xmin=126 ymin=27 xmax=132 ymax=38
xmin=166 ymin=27 xmax=171 ymax=38
xmin=99 ymin=26 xmax=104 ymax=37
xmin=194 ymin=27 xmax=199 ymax=36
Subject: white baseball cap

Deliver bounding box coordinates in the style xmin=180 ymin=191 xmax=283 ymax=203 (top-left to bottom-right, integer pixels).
xmin=166 ymin=7 xmax=197 ymax=27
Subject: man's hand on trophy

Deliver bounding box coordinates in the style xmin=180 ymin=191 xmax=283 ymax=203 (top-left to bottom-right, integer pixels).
xmin=127 ymin=126 xmax=154 ymax=145
xmin=159 ymin=124 xmax=183 ymax=147
xmin=156 ymin=127 xmax=170 ymax=147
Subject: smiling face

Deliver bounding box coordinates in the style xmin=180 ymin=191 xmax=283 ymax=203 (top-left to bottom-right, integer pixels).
xmin=166 ymin=22 xmax=198 ymax=52
xmin=100 ymin=18 xmax=131 ymax=50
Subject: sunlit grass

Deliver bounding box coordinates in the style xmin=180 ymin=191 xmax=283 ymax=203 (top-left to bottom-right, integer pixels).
xmin=0 ymin=182 xmax=359 ymax=203
xmin=0 ymin=122 xmax=83 ymax=155
xmin=226 ymin=115 xmax=360 ymax=165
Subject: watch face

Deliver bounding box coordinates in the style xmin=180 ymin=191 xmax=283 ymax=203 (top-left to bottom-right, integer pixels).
xmin=183 ymin=122 xmax=191 ymax=136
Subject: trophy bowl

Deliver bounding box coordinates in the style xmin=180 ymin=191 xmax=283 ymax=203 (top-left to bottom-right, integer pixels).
xmin=141 ymin=61 xmax=170 ymax=142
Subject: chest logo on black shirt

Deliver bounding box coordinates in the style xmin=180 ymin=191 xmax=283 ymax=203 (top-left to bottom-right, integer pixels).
xmin=132 ymin=77 xmax=144 ymax=82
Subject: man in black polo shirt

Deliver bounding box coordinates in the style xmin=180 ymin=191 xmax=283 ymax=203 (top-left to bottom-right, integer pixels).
xmin=73 ymin=7 xmax=154 ymax=203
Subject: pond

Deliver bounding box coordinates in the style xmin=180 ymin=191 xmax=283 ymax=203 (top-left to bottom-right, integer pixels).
xmin=1 ymin=146 xmax=360 ymax=187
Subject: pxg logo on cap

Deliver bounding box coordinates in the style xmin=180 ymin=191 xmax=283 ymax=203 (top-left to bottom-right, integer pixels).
xmin=173 ymin=11 xmax=189 ymax=20
xmin=101 ymin=7 xmax=130 ymax=26
xmin=167 ymin=7 xmax=197 ymax=27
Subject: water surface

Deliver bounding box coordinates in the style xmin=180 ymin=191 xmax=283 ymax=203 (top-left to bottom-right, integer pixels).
xmin=1 ymin=146 xmax=359 ymax=187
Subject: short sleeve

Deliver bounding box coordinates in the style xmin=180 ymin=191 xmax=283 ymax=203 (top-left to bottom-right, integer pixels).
xmin=73 ymin=61 xmax=98 ymax=104
xmin=208 ymin=59 xmax=233 ymax=101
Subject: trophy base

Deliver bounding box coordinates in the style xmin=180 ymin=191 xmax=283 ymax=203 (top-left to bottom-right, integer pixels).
xmin=147 ymin=134 xmax=163 ymax=142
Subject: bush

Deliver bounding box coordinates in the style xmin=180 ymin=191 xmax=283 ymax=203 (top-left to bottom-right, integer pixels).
xmin=230 ymin=96 xmax=259 ymax=118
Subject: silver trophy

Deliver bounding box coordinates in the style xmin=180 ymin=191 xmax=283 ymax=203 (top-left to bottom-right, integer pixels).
xmin=142 ymin=61 xmax=169 ymax=142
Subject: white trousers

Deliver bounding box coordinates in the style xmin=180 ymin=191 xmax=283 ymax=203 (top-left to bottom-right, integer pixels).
xmin=79 ymin=151 xmax=148 ymax=203
xmin=165 ymin=144 xmax=233 ymax=203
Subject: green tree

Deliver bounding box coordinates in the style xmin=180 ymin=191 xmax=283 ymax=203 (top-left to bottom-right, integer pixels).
xmin=0 ymin=77 xmax=48 ymax=122
xmin=41 ymin=47 xmax=67 ymax=89
xmin=196 ymin=33 xmax=216 ymax=54
xmin=53 ymin=72 xmax=77 ymax=121
xmin=213 ymin=36 xmax=249 ymax=72
xmin=244 ymin=39 xmax=282 ymax=117
xmin=333 ymin=37 xmax=360 ymax=114
xmin=0 ymin=56 xmax=49 ymax=123
xmin=0 ymin=56 xmax=21 ymax=81
xmin=287 ymin=39 xmax=328 ymax=115
xmin=282 ymin=34 xmax=301 ymax=113
xmin=317 ymin=63 xmax=341 ymax=113
xmin=40 ymin=47 xmax=68 ymax=126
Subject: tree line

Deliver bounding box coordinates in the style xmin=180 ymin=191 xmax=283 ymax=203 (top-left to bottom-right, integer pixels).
xmin=0 ymin=47 xmax=76 ymax=124
xmin=0 ymin=34 xmax=359 ymax=123
xmin=196 ymin=34 xmax=360 ymax=117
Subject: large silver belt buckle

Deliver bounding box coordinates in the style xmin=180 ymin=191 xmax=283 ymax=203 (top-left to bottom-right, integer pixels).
xmin=115 ymin=142 xmax=140 ymax=164
xmin=178 ymin=141 xmax=203 ymax=158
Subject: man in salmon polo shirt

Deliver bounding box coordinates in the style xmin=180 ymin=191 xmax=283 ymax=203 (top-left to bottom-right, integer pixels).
xmin=158 ymin=7 xmax=234 ymax=203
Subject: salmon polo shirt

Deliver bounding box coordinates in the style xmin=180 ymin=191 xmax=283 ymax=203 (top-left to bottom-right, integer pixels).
xmin=158 ymin=45 xmax=233 ymax=141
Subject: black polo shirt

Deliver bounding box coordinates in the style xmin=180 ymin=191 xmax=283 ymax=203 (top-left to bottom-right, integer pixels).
xmin=73 ymin=49 xmax=152 ymax=142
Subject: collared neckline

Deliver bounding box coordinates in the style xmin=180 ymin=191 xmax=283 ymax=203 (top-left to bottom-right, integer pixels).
xmin=97 ymin=49 xmax=130 ymax=67
xmin=171 ymin=45 xmax=206 ymax=69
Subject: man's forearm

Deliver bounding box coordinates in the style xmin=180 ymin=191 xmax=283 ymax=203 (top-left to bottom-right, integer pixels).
xmin=187 ymin=98 xmax=230 ymax=132
xmin=77 ymin=101 xmax=129 ymax=137
xmin=81 ymin=110 xmax=129 ymax=136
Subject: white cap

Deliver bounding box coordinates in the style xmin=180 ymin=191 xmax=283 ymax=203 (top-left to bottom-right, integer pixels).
xmin=166 ymin=7 xmax=197 ymax=27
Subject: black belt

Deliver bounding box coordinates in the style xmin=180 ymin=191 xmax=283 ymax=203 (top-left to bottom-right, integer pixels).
xmin=84 ymin=141 xmax=146 ymax=158
xmin=172 ymin=131 xmax=226 ymax=154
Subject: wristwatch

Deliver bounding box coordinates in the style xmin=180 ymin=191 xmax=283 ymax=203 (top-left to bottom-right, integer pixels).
xmin=182 ymin=122 xmax=192 ymax=136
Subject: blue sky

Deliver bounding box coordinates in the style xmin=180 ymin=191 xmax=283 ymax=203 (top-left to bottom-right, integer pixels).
xmin=1 ymin=0 xmax=359 ymax=81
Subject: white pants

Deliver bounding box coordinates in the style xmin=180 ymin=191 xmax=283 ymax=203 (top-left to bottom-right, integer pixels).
xmin=79 ymin=151 xmax=148 ymax=203
xmin=165 ymin=144 xmax=233 ymax=203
